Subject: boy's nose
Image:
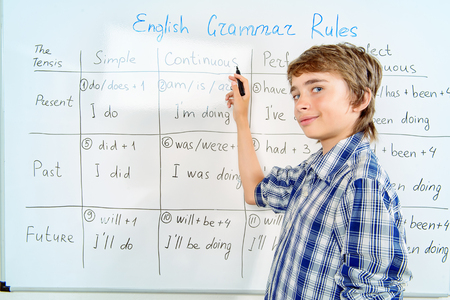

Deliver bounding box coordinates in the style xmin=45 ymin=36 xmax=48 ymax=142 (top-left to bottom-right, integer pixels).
xmin=295 ymin=95 xmax=310 ymax=111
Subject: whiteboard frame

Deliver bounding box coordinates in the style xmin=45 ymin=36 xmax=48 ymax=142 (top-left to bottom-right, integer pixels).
xmin=0 ymin=0 xmax=6 ymax=284
xmin=0 ymin=1 xmax=449 ymax=297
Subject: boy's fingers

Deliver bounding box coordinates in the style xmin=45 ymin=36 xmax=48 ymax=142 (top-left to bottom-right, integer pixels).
xmin=234 ymin=73 xmax=245 ymax=81
xmin=225 ymin=90 xmax=234 ymax=99
xmin=228 ymin=75 xmax=237 ymax=81
xmin=227 ymin=72 xmax=250 ymax=103
xmin=230 ymin=80 xmax=240 ymax=96
xmin=226 ymin=98 xmax=234 ymax=108
xmin=233 ymin=73 xmax=249 ymax=97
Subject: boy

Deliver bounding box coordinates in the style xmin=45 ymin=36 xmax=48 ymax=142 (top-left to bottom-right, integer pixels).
xmin=225 ymin=43 xmax=412 ymax=299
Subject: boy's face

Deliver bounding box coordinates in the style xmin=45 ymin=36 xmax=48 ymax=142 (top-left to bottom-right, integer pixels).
xmin=290 ymin=71 xmax=360 ymax=154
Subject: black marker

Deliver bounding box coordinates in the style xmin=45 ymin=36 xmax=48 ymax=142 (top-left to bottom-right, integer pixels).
xmin=236 ymin=66 xmax=245 ymax=96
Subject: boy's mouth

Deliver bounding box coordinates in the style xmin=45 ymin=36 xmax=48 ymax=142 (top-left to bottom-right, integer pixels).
xmin=299 ymin=116 xmax=317 ymax=126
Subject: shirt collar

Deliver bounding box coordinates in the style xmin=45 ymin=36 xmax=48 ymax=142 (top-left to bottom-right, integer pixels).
xmin=308 ymin=132 xmax=368 ymax=184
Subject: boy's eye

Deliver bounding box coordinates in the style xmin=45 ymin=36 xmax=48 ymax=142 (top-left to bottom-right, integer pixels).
xmin=292 ymin=94 xmax=300 ymax=101
xmin=312 ymin=87 xmax=323 ymax=93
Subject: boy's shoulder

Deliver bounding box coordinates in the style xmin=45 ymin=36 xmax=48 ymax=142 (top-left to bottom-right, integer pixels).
xmin=331 ymin=133 xmax=386 ymax=184
xmin=346 ymin=138 xmax=394 ymax=194
xmin=349 ymin=142 xmax=380 ymax=179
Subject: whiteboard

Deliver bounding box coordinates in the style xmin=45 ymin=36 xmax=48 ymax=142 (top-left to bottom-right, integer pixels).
xmin=1 ymin=0 xmax=450 ymax=296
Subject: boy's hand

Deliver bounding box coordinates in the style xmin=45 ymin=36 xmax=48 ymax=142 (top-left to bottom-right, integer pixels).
xmin=225 ymin=73 xmax=250 ymax=125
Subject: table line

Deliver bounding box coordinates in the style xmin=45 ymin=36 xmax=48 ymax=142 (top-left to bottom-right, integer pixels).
xmin=28 ymin=131 xmax=450 ymax=139
xmin=24 ymin=205 xmax=448 ymax=211
xmin=33 ymin=69 xmax=429 ymax=79
xmin=156 ymin=48 xmax=163 ymax=275
xmin=78 ymin=50 xmax=87 ymax=268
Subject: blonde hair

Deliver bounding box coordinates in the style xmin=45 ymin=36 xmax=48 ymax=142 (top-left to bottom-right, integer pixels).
xmin=287 ymin=43 xmax=382 ymax=142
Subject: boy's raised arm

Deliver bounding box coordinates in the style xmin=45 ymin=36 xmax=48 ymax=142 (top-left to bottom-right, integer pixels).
xmin=226 ymin=73 xmax=264 ymax=205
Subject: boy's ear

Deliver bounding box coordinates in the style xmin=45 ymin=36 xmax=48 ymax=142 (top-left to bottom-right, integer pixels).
xmin=352 ymin=88 xmax=371 ymax=112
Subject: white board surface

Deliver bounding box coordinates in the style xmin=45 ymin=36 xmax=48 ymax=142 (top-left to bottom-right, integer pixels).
xmin=1 ymin=0 xmax=450 ymax=296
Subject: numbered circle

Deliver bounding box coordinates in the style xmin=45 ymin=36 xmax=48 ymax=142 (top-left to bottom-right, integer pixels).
xmin=81 ymin=138 xmax=93 ymax=150
xmin=160 ymin=211 xmax=172 ymax=224
xmin=161 ymin=136 xmax=173 ymax=149
xmin=252 ymin=138 xmax=260 ymax=151
xmin=248 ymin=214 xmax=261 ymax=228
xmin=252 ymin=82 xmax=262 ymax=93
xmin=84 ymin=209 xmax=96 ymax=222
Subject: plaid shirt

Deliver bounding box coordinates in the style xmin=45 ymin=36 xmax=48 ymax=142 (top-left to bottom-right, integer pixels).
xmin=255 ymin=132 xmax=412 ymax=299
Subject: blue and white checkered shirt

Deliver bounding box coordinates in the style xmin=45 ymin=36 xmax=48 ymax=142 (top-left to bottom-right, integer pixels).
xmin=255 ymin=132 xmax=412 ymax=299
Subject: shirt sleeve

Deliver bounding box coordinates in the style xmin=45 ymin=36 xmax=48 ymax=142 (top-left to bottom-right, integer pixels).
xmin=255 ymin=165 xmax=304 ymax=213
xmin=334 ymin=178 xmax=412 ymax=299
